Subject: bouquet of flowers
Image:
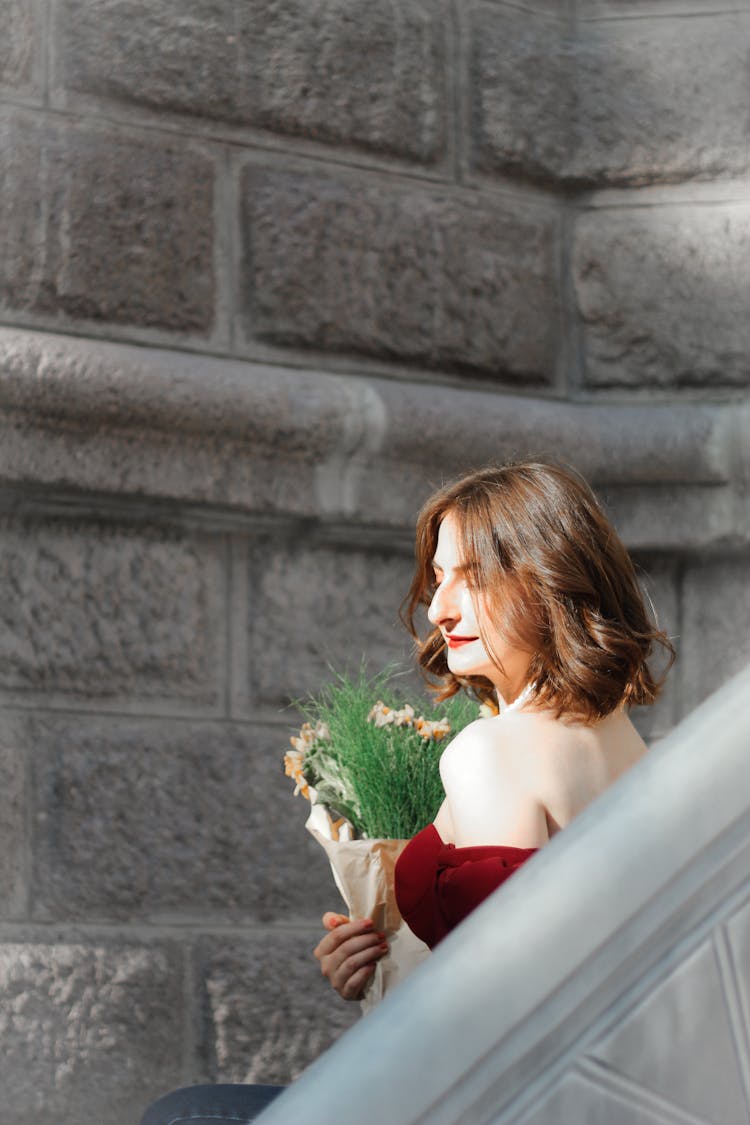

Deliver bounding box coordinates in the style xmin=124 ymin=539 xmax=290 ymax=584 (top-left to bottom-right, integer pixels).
xmin=284 ymin=667 xmax=480 ymax=1009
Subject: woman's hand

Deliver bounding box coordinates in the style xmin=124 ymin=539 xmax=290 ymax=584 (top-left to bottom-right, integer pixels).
xmin=313 ymin=912 xmax=389 ymax=1001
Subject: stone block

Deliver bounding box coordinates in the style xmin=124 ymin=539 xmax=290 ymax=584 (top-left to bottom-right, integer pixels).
xmin=56 ymin=0 xmax=241 ymax=120
xmin=681 ymin=557 xmax=750 ymax=712
xmin=469 ymin=6 xmax=572 ymax=183
xmin=602 ymin=484 xmax=738 ymax=555
xmin=0 ymin=940 xmax=184 ymax=1125
xmin=573 ymin=206 xmax=750 ymax=388
xmin=240 ymin=167 xmax=560 ymax=381
xmin=196 ymin=932 xmax=359 ymax=1084
xmin=569 ymin=14 xmax=750 ymax=185
xmin=56 ymin=0 xmax=446 ymax=163
xmin=470 ymin=8 xmax=750 ymax=186
xmin=0 ymin=0 xmax=38 ymax=92
xmin=31 ymin=719 xmax=340 ymax=921
xmin=0 ymin=112 xmax=215 ymax=333
xmin=250 ymin=541 xmax=419 ymax=706
xmin=239 ymin=0 xmax=447 ymax=161
xmin=0 ymin=519 xmax=224 ymax=707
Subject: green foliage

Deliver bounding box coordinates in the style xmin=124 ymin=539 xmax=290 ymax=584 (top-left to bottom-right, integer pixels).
xmin=295 ymin=666 xmax=477 ymax=839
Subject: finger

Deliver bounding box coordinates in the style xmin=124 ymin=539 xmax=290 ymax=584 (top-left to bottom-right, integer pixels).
xmin=322 ymin=911 xmax=351 ymax=931
xmin=341 ymin=962 xmax=377 ymax=1002
xmin=313 ymin=919 xmax=376 ymax=960
xmin=329 ymin=941 xmax=388 ymax=993
xmin=314 ymin=928 xmax=382 ymax=966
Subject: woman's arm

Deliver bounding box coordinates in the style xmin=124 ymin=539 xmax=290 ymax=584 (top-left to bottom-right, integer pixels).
xmin=433 ymin=797 xmax=455 ymax=840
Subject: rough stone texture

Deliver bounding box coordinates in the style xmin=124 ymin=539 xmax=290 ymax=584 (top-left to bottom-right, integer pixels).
xmin=602 ymin=484 xmax=739 ymax=555
xmin=0 ymin=117 xmax=44 ymax=320
xmin=1 ymin=330 xmax=741 ymax=545
xmin=0 ymin=940 xmax=184 ymax=1125
xmin=240 ymin=167 xmax=560 ymax=382
xmin=0 ymin=112 xmax=215 ymax=333
xmin=56 ymin=0 xmax=241 ymax=121
xmin=0 ymin=417 xmax=329 ymax=527
xmin=196 ymin=932 xmax=359 ymax=1084
xmin=0 ymin=519 xmax=223 ymax=706
xmin=0 ymin=742 xmax=26 ymax=919
xmin=57 ymin=0 xmax=447 ymax=163
xmin=0 ymin=327 xmax=359 ymax=454
xmin=469 ymin=6 xmax=572 ymax=184
xmin=574 ymin=205 xmax=750 ymax=387
xmin=31 ymin=719 xmax=341 ymax=921
xmin=470 ymin=8 xmax=750 ymax=186
xmin=681 ymin=557 xmax=750 ymax=710
xmin=250 ymin=541 xmax=418 ymax=706
xmin=0 ymin=0 xmax=38 ymax=93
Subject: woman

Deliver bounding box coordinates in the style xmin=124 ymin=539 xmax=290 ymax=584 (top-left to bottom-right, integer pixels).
xmin=315 ymin=461 xmax=673 ymax=999
xmin=141 ymin=461 xmax=673 ymax=1121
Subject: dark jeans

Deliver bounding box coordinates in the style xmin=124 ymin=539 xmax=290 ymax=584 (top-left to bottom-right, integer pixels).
xmin=140 ymin=1084 xmax=286 ymax=1125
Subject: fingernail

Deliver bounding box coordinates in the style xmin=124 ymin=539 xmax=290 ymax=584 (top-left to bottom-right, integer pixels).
xmin=376 ymin=932 xmax=386 ymax=941
xmin=362 ymin=919 xmax=374 ymax=929
xmin=378 ymin=942 xmax=388 ymax=953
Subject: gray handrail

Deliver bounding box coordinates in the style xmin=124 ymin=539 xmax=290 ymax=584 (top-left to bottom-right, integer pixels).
xmin=258 ymin=662 xmax=750 ymax=1124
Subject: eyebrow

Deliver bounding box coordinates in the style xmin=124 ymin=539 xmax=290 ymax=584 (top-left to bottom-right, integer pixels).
xmin=430 ymin=558 xmax=470 ymax=574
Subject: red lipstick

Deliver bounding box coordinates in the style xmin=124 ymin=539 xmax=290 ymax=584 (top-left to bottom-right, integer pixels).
xmin=446 ymin=635 xmax=478 ymax=649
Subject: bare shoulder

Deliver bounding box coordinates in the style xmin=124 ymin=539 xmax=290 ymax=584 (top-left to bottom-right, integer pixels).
xmin=439 ymin=713 xmax=552 ymax=790
xmin=439 ymin=717 xmax=507 ymax=779
xmin=439 ymin=708 xmax=617 ymax=793
xmin=438 ymin=716 xmax=549 ymax=847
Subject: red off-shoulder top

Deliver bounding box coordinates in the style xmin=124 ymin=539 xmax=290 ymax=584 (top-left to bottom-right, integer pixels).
xmin=394 ymin=823 xmax=537 ymax=949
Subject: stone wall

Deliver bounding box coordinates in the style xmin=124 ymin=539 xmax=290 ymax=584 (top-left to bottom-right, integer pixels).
xmin=0 ymin=1 xmax=748 ymax=1121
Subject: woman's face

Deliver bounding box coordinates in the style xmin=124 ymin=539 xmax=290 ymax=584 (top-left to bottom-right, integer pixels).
xmin=427 ymin=512 xmax=532 ymax=704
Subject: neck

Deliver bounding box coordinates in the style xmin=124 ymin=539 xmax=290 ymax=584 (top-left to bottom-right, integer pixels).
xmin=496 ymin=681 xmax=535 ymax=715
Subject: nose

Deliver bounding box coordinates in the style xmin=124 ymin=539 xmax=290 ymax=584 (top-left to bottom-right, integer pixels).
xmin=427 ymin=577 xmax=459 ymax=628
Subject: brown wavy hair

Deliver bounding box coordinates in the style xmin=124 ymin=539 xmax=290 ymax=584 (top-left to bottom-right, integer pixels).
xmin=401 ymin=462 xmax=675 ymax=724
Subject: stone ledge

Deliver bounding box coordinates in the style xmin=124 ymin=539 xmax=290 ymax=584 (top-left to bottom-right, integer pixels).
xmin=0 ymin=328 xmax=746 ymax=546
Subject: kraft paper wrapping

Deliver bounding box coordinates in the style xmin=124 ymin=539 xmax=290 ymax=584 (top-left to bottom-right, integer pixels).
xmin=306 ymin=803 xmax=431 ymax=1014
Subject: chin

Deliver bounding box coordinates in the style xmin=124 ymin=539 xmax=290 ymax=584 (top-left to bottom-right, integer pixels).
xmin=447 ymin=654 xmax=489 ymax=680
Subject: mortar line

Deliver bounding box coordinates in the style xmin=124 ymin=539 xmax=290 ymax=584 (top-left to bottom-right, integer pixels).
xmin=223 ymin=532 xmax=233 ymax=720
xmin=0 ymin=919 xmax=334 ymax=940
xmin=578 ymin=5 xmax=749 ymax=24
xmin=182 ymin=939 xmax=198 ymax=1086
xmin=21 ymin=736 xmax=33 ymax=923
xmin=224 ymin=143 xmax=239 ymax=355
xmin=448 ymin=0 xmax=464 ymax=186
xmin=41 ymin=0 xmax=52 ymax=108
